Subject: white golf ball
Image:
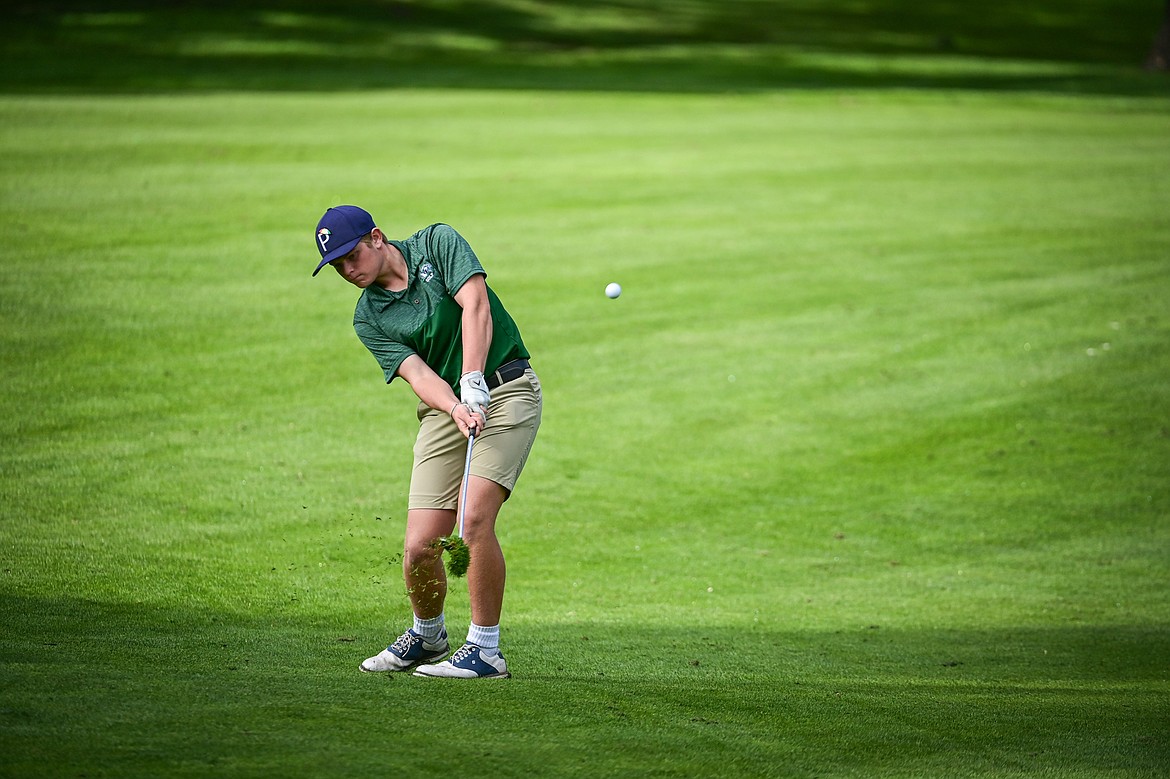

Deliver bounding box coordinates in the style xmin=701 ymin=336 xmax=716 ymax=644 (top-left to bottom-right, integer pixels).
xmin=605 ymin=282 xmax=622 ymax=299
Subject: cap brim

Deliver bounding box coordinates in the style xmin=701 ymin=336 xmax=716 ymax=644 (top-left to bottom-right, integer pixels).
xmin=311 ymin=236 xmax=362 ymax=276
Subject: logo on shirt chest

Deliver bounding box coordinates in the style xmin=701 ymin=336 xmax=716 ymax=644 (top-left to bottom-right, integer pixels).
xmin=419 ymin=262 xmax=436 ymax=283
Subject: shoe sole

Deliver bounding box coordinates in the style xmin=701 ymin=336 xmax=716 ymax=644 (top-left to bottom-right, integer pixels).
xmin=412 ymin=669 xmax=511 ymax=679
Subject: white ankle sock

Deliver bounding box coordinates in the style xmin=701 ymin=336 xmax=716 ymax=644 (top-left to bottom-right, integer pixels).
xmin=467 ymin=622 xmax=500 ymax=651
xmin=413 ymin=613 xmax=445 ymax=642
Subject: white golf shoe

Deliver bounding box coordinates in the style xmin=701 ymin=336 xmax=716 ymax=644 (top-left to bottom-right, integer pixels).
xmin=360 ymin=629 xmax=449 ymax=673
xmin=413 ymin=643 xmax=510 ymax=679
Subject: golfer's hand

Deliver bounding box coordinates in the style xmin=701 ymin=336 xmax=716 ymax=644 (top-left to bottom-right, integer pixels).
xmin=451 ymin=402 xmax=485 ymax=437
xmin=459 ymin=371 xmax=491 ymax=423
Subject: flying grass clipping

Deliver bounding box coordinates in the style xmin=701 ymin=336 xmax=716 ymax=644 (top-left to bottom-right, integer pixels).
xmin=432 ymin=535 xmax=470 ymax=577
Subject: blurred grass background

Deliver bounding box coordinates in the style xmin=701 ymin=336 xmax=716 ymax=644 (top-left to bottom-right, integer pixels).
xmin=1 ymin=0 xmax=1168 ymax=95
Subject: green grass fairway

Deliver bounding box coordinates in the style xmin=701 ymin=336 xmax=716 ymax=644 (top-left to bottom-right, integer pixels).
xmin=2 ymin=2 xmax=1169 ymax=778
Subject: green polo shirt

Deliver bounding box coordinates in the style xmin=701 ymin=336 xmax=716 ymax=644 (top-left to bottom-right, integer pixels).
xmin=352 ymin=224 xmax=529 ymax=393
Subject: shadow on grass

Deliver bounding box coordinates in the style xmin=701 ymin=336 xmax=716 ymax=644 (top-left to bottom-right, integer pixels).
xmin=2 ymin=592 xmax=1167 ymax=775
xmin=1 ymin=0 xmax=1167 ymax=96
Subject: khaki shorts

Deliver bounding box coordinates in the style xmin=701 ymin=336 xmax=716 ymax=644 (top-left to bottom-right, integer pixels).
xmin=409 ymin=369 xmax=542 ymax=510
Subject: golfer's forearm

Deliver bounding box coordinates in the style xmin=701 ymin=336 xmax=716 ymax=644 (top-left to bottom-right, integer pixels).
xmin=415 ymin=373 xmax=461 ymax=415
xmin=460 ymin=298 xmax=491 ymax=376
xmin=454 ymin=276 xmax=492 ymax=375
xmin=398 ymin=356 xmax=460 ymax=414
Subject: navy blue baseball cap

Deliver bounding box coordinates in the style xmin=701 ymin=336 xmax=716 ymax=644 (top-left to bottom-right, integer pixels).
xmin=313 ymin=205 xmax=376 ymax=276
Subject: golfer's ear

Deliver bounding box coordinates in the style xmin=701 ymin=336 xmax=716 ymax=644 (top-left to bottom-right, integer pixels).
xmin=370 ymin=227 xmax=385 ymax=246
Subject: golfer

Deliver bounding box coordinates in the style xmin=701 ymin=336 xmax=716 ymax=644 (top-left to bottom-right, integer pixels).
xmin=311 ymin=205 xmax=542 ymax=679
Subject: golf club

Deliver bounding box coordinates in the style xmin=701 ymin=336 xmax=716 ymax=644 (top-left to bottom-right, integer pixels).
xmin=430 ymin=430 xmax=474 ymax=578
xmin=457 ymin=430 xmax=475 ymax=540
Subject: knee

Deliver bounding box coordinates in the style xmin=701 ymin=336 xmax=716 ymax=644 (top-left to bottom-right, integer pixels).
xmin=460 ymin=511 xmax=498 ymax=547
xmin=403 ymin=535 xmax=441 ymax=570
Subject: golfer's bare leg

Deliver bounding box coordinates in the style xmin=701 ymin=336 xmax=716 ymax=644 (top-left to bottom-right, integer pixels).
xmin=403 ymin=509 xmax=456 ymax=619
xmin=460 ymin=476 xmax=509 ymax=627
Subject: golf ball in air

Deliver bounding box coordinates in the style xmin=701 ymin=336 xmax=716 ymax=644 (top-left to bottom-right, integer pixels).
xmin=605 ymin=282 xmax=622 ymax=299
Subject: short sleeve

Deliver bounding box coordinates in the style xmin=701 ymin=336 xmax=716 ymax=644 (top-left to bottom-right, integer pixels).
xmin=425 ymin=224 xmax=486 ymax=296
xmin=354 ymin=315 xmax=415 ymax=384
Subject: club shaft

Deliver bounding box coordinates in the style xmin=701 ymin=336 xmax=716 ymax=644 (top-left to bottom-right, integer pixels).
xmin=457 ymin=431 xmax=475 ymax=539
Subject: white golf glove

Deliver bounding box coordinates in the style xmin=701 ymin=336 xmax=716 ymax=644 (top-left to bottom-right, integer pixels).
xmin=459 ymin=370 xmax=491 ymax=425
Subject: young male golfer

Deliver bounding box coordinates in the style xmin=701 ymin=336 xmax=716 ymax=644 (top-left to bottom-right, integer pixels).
xmin=311 ymin=205 xmax=542 ymax=679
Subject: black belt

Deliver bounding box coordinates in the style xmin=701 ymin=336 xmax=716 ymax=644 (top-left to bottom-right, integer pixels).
xmin=485 ymin=358 xmax=530 ymax=390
